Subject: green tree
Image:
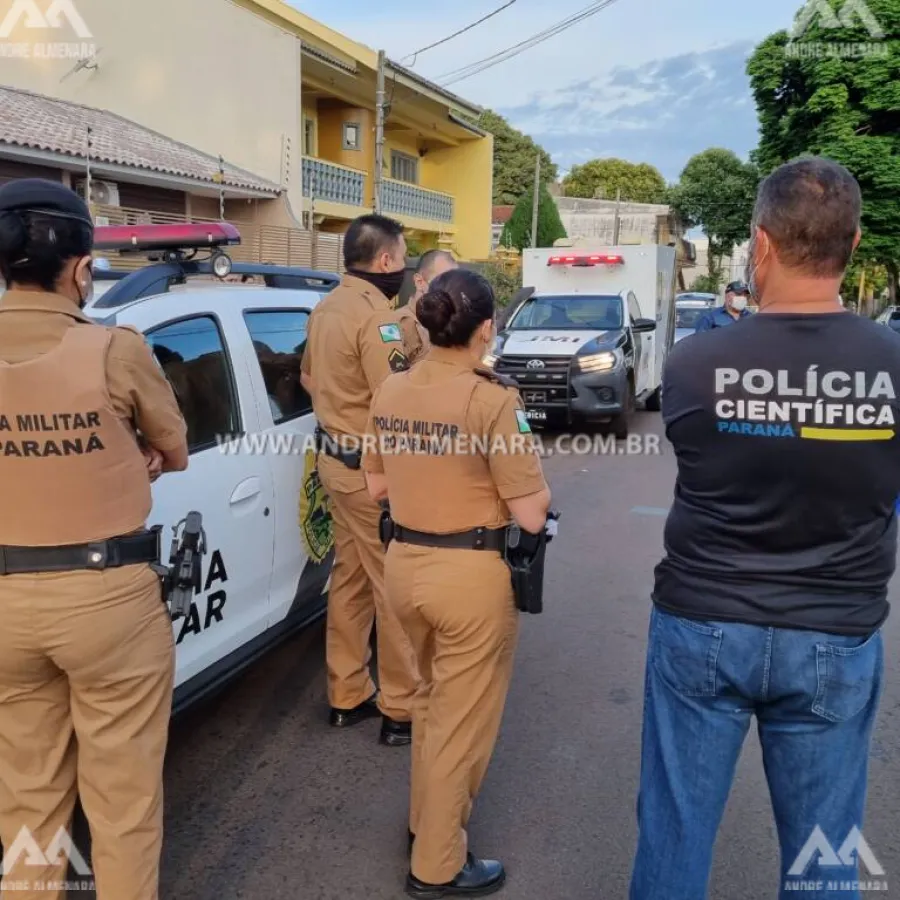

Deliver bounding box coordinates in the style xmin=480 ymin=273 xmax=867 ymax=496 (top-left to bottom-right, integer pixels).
xmin=561 ymin=158 xmax=667 ymax=203
xmin=477 ymin=109 xmax=558 ymax=205
xmin=667 ymin=149 xmax=759 ymax=277
xmin=747 ymin=0 xmax=900 ymax=298
xmin=499 ymin=185 xmax=567 ymax=251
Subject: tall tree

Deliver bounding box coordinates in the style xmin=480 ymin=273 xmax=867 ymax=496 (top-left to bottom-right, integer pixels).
xmin=477 ymin=110 xmax=558 ymax=206
xmin=561 ymin=158 xmax=667 ymax=203
xmin=500 ymin=185 xmax=567 ymax=251
xmin=747 ymin=0 xmax=900 ymax=298
xmin=667 ymin=149 xmax=759 ymax=280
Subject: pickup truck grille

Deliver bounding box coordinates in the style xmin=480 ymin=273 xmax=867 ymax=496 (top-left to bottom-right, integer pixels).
xmin=494 ymin=355 xmax=570 ymax=406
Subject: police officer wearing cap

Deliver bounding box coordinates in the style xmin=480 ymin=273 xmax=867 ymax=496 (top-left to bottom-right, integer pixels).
xmin=363 ymin=268 xmax=551 ymax=898
xmin=694 ymin=281 xmax=752 ymax=332
xmin=0 ymin=179 xmax=188 ymax=900
xmin=301 ymin=213 xmax=421 ymax=746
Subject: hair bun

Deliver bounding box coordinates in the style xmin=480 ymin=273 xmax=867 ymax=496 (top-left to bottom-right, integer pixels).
xmin=418 ymin=286 xmax=454 ymax=334
xmin=0 ymin=210 xmax=27 ymax=259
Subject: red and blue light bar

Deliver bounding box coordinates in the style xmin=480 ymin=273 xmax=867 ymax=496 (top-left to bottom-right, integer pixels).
xmin=93 ymin=222 xmax=241 ymax=252
xmin=547 ymin=254 xmax=624 ymax=267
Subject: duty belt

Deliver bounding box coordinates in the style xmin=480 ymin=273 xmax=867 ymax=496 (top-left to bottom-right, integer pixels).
xmin=0 ymin=529 xmax=161 ymax=576
xmin=315 ymin=426 xmax=362 ymax=470
xmin=391 ymin=524 xmax=507 ymax=552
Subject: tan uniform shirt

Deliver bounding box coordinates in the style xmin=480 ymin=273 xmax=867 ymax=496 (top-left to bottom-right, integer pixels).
xmin=0 ymin=290 xmax=187 ymax=544
xmin=363 ymin=347 xmax=547 ymax=532
xmin=397 ymin=302 xmax=430 ymax=366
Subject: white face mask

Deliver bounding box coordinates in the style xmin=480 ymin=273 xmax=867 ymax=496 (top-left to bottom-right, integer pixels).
xmin=731 ymin=296 xmax=748 ymax=312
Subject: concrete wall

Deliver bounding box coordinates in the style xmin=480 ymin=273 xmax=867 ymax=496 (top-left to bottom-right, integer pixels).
xmin=0 ymin=0 xmax=303 ymax=210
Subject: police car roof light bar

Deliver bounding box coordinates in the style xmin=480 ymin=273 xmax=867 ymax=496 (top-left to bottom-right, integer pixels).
xmin=93 ymin=222 xmax=242 ymax=252
xmin=547 ymin=254 xmax=625 ymax=267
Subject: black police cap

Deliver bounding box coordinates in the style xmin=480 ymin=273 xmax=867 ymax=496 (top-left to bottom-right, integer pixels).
xmin=726 ymin=281 xmax=750 ymax=295
xmin=0 ymin=178 xmax=93 ymax=228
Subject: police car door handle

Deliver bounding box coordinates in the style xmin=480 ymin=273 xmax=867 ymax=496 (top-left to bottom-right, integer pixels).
xmin=230 ymin=477 xmax=262 ymax=505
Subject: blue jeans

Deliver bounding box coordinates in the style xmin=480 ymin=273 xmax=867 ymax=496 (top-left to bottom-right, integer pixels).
xmin=630 ymin=607 xmax=884 ymax=900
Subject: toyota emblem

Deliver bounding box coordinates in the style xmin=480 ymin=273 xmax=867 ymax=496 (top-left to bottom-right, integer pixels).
xmin=526 ymin=359 xmax=545 ymax=369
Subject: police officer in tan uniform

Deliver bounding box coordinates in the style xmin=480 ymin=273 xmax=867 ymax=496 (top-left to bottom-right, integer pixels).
xmin=0 ymin=179 xmax=188 ymax=900
xmin=398 ymin=250 xmax=457 ymax=365
xmin=363 ymin=269 xmax=551 ymax=897
xmin=301 ymin=213 xmax=420 ymax=746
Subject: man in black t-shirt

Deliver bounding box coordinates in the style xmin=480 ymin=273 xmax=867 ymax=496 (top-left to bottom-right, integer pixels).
xmin=630 ymin=158 xmax=895 ymax=900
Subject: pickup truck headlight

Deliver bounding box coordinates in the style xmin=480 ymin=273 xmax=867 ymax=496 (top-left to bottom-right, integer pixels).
xmin=576 ymin=351 xmax=618 ymax=373
xmin=482 ymin=352 xmax=498 ymax=368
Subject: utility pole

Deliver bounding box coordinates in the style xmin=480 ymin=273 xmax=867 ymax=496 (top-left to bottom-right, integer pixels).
xmin=374 ymin=50 xmax=386 ymax=214
xmin=530 ymin=153 xmax=541 ymax=248
xmin=613 ymin=187 xmax=622 ymax=244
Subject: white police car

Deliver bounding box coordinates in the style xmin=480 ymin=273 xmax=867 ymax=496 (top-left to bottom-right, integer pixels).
xmin=87 ymin=223 xmax=337 ymax=713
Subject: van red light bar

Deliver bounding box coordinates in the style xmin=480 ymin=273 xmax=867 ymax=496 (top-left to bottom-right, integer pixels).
xmin=93 ymin=222 xmax=241 ymax=252
xmin=547 ymin=254 xmax=624 ymax=267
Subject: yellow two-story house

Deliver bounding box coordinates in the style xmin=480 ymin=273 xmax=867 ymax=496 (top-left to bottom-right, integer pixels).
xmin=0 ymin=0 xmax=494 ymax=263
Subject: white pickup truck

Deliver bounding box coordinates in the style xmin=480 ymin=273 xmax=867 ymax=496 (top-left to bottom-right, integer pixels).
xmin=485 ymin=245 xmax=677 ymax=436
xmin=86 ymin=224 xmax=338 ymax=713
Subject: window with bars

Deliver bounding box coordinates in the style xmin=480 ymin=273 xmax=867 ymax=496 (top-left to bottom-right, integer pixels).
xmin=390 ymin=151 xmax=418 ymax=184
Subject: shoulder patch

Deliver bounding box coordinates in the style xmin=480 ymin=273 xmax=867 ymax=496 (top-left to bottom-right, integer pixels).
xmin=379 ymin=323 xmax=402 ymax=343
xmin=473 ymin=366 xmax=517 ymax=388
xmin=388 ymin=347 xmax=409 ymax=373
xmin=514 ymin=408 xmax=532 ymax=434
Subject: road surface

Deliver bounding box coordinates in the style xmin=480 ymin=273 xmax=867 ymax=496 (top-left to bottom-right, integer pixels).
xmin=84 ymin=413 xmax=900 ymax=897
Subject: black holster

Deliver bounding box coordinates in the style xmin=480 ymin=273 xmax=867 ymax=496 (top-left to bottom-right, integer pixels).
xmin=378 ymin=503 xmax=394 ymax=549
xmin=504 ymin=510 xmax=559 ymax=615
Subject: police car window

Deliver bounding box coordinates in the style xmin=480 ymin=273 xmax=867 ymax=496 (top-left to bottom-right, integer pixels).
xmin=145 ymin=316 xmax=240 ymax=454
xmin=243 ymin=310 xmax=312 ymax=423
xmin=508 ymin=294 xmax=623 ymax=330
xmin=627 ymin=292 xmax=641 ymax=323
xmin=675 ymin=307 xmax=706 ymax=328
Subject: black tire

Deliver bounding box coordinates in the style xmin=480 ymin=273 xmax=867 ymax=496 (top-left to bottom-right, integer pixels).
xmin=611 ymin=377 xmax=635 ymax=440
xmin=644 ymin=385 xmax=662 ymax=412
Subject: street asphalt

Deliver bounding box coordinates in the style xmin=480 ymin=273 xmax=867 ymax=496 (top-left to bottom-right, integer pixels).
xmin=76 ymin=412 xmax=900 ymax=898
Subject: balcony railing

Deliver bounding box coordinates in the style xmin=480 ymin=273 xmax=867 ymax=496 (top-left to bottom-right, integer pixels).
xmin=382 ymin=179 xmax=454 ymax=224
xmin=302 ymin=158 xmax=365 ymax=207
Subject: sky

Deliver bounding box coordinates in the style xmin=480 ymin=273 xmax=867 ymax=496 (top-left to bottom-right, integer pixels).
xmin=292 ymin=0 xmax=799 ymax=183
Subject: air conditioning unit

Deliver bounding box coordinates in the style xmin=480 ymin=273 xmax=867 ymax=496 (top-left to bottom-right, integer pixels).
xmin=75 ymin=180 xmax=121 ymax=207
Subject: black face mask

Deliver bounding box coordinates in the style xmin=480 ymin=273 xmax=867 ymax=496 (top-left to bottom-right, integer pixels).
xmin=348 ymin=268 xmax=406 ymax=300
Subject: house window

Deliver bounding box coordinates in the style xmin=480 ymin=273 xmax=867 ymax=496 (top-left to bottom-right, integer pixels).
xmin=342 ymin=122 xmax=360 ymax=151
xmin=391 ymin=151 xmax=418 ymax=184
xmin=303 ymin=118 xmax=316 ymax=157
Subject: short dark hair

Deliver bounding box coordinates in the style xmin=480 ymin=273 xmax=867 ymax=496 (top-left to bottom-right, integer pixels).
xmin=343 ymin=214 xmax=404 ymax=269
xmin=415 ymin=249 xmax=455 ymax=279
xmin=0 ymin=210 xmax=93 ymax=291
xmin=418 ymin=268 xmax=494 ymax=348
xmin=752 ymin=157 xmax=861 ymax=278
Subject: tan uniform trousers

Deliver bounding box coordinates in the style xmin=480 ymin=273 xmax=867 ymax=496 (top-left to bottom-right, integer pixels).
xmin=319 ymin=457 xmax=419 ymax=720
xmin=386 ymin=542 xmax=519 ymax=885
xmin=0 ymin=564 xmax=175 ymax=900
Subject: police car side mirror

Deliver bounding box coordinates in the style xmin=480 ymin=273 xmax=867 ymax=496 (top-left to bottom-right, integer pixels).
xmin=632 ymin=318 xmax=656 ymax=333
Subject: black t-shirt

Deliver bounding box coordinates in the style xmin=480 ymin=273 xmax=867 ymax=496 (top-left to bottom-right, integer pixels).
xmin=655 ymin=311 xmax=900 ymax=636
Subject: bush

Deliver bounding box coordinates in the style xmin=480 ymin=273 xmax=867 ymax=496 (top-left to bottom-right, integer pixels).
xmin=476 ymin=260 xmax=521 ymax=308
xmin=500 ymin=186 xmax=567 ymax=251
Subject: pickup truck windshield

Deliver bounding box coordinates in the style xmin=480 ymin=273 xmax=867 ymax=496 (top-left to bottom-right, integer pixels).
xmin=509 ymin=294 xmax=623 ymax=330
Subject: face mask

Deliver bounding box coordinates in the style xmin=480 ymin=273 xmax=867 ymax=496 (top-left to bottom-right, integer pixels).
xmin=348 ymin=268 xmax=406 ymax=300
xmin=731 ymin=297 xmax=748 ymax=312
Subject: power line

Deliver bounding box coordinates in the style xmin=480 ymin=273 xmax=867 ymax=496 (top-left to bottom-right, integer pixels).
xmin=437 ymin=0 xmax=624 ymax=86
xmin=399 ymin=0 xmax=519 ymax=66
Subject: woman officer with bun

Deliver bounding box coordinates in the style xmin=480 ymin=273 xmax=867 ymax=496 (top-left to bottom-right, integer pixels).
xmin=363 ymin=269 xmax=551 ymax=898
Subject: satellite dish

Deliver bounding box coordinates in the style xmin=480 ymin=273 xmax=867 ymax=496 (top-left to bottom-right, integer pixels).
xmin=61 ymin=47 xmax=102 ymax=83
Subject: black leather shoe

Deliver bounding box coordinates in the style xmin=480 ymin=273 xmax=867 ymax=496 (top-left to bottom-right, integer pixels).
xmin=329 ymin=695 xmax=380 ymax=728
xmin=405 ymin=854 xmax=506 ymax=898
xmin=380 ymin=716 xmax=412 ymax=746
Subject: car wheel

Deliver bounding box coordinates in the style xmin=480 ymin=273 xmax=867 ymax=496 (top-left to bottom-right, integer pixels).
xmin=611 ymin=378 xmax=635 ymax=440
